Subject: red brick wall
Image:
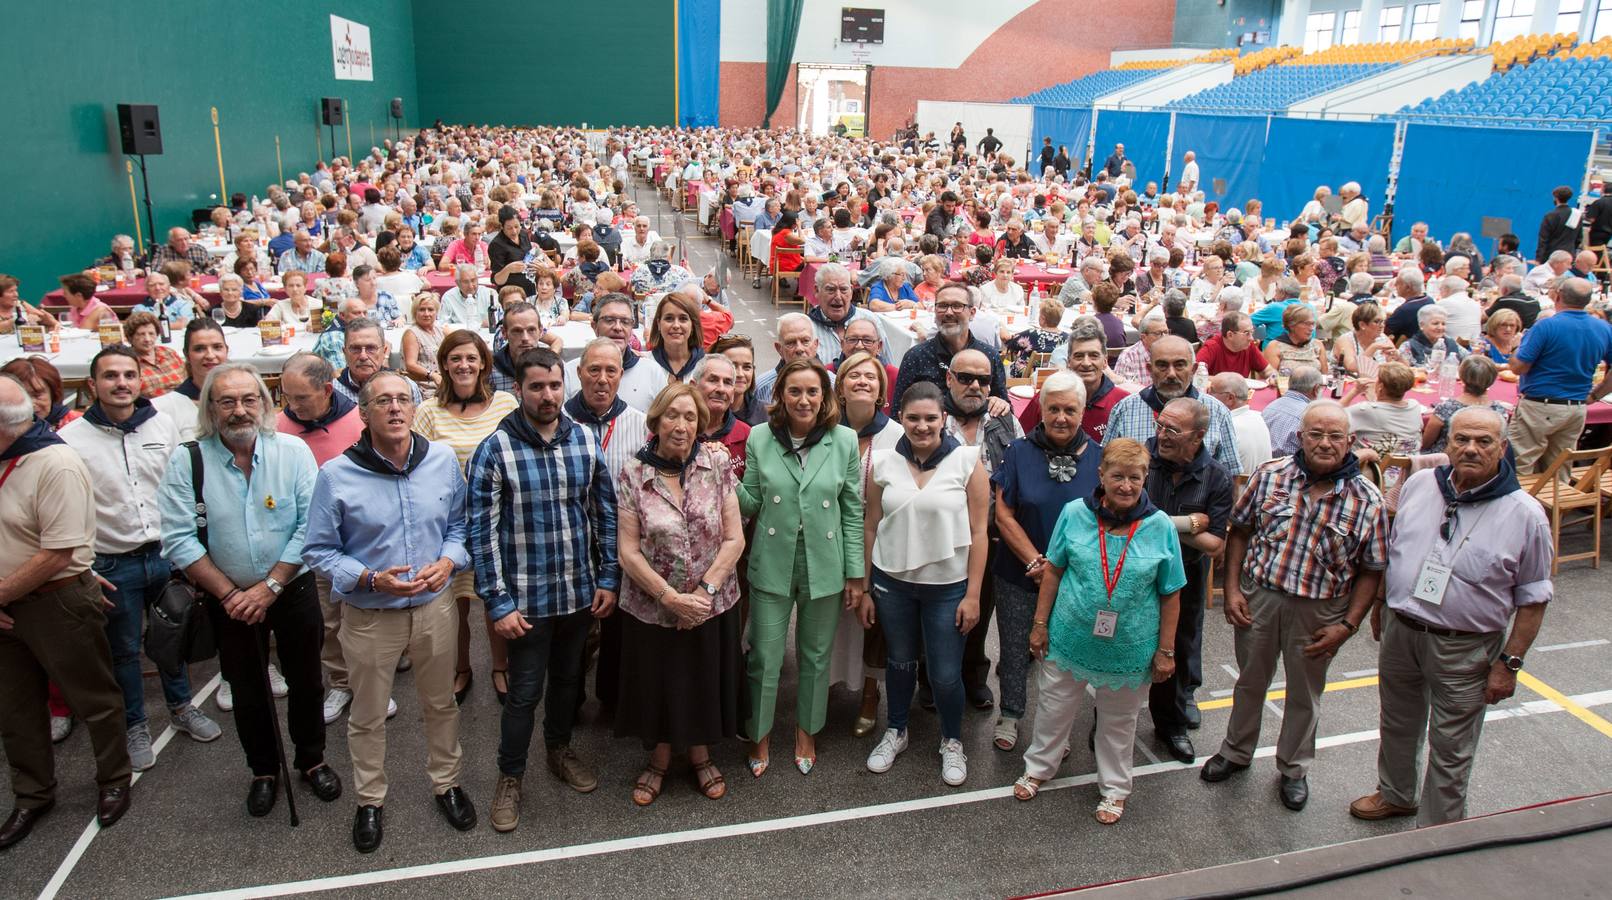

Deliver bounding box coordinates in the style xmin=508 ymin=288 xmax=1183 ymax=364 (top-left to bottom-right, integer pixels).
xmin=720 ymin=0 xmax=1176 ymax=139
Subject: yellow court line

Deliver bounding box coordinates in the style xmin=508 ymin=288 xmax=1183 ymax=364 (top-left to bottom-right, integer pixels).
xmin=1518 ymin=671 xmax=1612 ymax=741
xmin=1199 ymin=675 xmax=1380 ymax=711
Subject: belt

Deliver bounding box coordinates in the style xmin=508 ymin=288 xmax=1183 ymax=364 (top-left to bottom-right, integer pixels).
xmin=1394 ymin=609 xmax=1492 ymax=639
xmin=39 ymin=571 xmax=95 ymax=593
xmin=1521 ymin=396 xmax=1586 ymax=406
xmin=109 ymin=540 xmax=161 ymax=558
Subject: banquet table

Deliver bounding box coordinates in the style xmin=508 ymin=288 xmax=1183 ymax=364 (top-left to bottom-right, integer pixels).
xmin=1241 ymin=373 xmax=1612 ymax=424
xmin=41 ymin=271 xmax=464 ymax=313
xmin=798 ymin=258 xmax=1077 ymax=308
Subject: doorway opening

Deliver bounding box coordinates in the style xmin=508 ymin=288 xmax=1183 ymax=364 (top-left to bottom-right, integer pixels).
xmin=796 ymin=64 xmax=871 ymax=137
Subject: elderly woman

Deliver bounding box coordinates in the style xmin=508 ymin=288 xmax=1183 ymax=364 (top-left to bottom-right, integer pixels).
xmin=265 ymin=270 xmax=314 ymax=327
xmin=2 ymin=357 xmax=79 ymax=429
xmin=412 ymin=330 xmax=520 ymax=704
xmin=57 ymin=273 xmax=115 ymax=331
xmin=915 ymin=254 xmax=949 ymax=304
xmin=1347 ymin=360 xmax=1426 ymax=460
xmin=978 ymin=258 xmax=1025 ymax=311
xmin=830 ymin=352 xmax=904 ymax=736
xmin=1263 ymin=304 xmax=1324 ymax=373
xmin=1422 ymin=356 xmax=1510 ymax=453
xmin=312 ymin=251 xmax=355 ymax=306
xmin=1005 ymin=299 xmax=1069 ymax=378
xmin=1332 ymin=301 xmax=1396 ymax=377
xmin=234 ymin=257 xmax=272 ymax=302
xmin=630 ymin=240 xmax=695 ymax=297
xmin=1013 ymin=437 xmax=1182 ymax=823
xmin=861 ymin=382 xmax=990 ymax=786
xmin=0 ymin=274 xmax=59 ymax=332
xmin=123 ymin=311 xmax=186 ymax=398
xmin=990 ymin=371 xmax=1102 ymax=751
xmin=530 ymin=267 xmax=569 ymax=323
xmin=867 ymin=258 xmax=919 ymax=312
xmin=614 ymin=383 xmax=746 ymax=805
xmin=737 ymin=358 xmax=863 ymax=776
xmin=213 ymin=274 xmax=264 ymax=328
xmin=1478 ymin=308 xmax=1523 ymax=364
xmin=402 ymin=293 xmax=447 ymax=397
xmin=1403 ymin=305 xmax=1468 ymax=366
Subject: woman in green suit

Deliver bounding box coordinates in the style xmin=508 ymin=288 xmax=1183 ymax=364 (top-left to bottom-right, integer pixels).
xmin=738 ymin=357 xmax=865 ymax=776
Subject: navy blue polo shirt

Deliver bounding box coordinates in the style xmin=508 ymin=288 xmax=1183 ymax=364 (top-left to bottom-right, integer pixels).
xmin=1515 ymin=309 xmax=1612 ymax=400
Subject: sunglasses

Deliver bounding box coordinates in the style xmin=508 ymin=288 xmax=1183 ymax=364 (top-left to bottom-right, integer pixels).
xmin=951 ymin=371 xmax=990 ymax=387
xmin=1440 ymin=504 xmax=1459 ymax=543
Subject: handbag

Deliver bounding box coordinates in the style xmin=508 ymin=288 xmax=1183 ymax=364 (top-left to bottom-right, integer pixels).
xmin=145 ymin=442 xmax=219 ymax=678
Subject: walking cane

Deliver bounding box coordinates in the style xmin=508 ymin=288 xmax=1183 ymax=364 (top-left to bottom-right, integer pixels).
xmin=249 ymin=621 xmax=300 ymax=827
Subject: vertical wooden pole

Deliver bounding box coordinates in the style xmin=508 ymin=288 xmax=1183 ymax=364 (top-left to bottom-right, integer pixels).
xmin=211 ymin=107 xmax=226 ymax=199
xmin=343 ymin=100 xmax=352 ymax=161
xmin=275 ymin=135 xmax=284 ymax=186
xmin=126 ymin=160 xmax=144 ymax=255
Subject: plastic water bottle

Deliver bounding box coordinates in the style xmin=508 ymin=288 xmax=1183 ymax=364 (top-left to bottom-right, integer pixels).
xmin=1193 ymin=361 xmax=1209 ymax=393
xmin=1438 ymin=355 xmax=1459 ymax=401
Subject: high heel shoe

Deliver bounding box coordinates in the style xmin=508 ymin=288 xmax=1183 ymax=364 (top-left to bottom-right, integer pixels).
xmin=795 ymin=756 xmax=816 ymax=775
xmin=492 ymin=669 xmax=508 ymax=706
xmin=453 ymin=671 xmax=474 ymax=706
xmin=853 ymin=684 xmax=880 ymax=737
xmin=747 ymin=756 xmax=769 ymax=778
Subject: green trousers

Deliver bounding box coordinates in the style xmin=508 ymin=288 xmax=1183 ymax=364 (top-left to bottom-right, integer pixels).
xmin=744 ymin=538 xmax=843 ymax=741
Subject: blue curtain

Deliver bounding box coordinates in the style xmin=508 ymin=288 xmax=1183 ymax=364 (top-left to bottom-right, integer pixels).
xmin=1032 ymin=106 xmax=1092 ymax=172
xmin=678 ymin=0 xmax=719 ymax=127
xmin=1091 ymin=110 xmax=1171 ymax=187
xmin=1171 ymin=113 xmax=1267 ymax=210
xmin=1396 ymin=124 xmax=1594 ymax=257
xmin=1258 ymin=118 xmax=1395 ymax=227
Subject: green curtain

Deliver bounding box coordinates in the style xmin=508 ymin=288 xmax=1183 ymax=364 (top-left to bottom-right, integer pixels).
xmin=763 ymin=0 xmax=804 ymax=128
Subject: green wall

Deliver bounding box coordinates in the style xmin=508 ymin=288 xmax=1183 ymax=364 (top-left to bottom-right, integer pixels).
xmin=0 ymin=0 xmax=418 ymax=299
xmin=411 ymin=0 xmax=675 ymax=127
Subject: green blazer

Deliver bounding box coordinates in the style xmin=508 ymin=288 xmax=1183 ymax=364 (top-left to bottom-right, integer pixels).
xmin=738 ymin=423 xmax=865 ymax=599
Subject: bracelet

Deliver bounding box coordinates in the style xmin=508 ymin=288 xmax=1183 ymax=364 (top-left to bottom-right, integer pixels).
xmin=655 ymin=584 xmax=671 ymax=603
xmin=366 ymin=570 xmax=378 ymax=592
xmin=221 ymin=588 xmax=241 ymax=603
xmin=1032 ymin=619 xmax=1048 ymax=628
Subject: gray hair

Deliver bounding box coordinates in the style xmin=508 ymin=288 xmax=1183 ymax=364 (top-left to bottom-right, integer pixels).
xmin=1548 ymin=250 xmax=1573 ymax=265
xmin=876 ymin=257 xmax=907 ymax=281
xmin=690 ymin=352 xmax=735 ymax=383
xmin=1288 ymin=365 xmax=1325 ymax=396
xmin=1366 ymin=235 xmax=1387 ymax=253
xmin=1301 ymin=398 xmax=1351 ymax=430
xmin=1162 ymin=289 xmax=1187 ymax=318
xmin=1080 ymin=257 xmax=1106 ymax=276
xmin=196 ymin=362 xmax=275 ymax=440
xmin=217 ymin=273 xmax=243 ymax=289
xmin=1209 ymin=371 xmax=1249 ymax=404
xmin=281 ymin=352 xmax=335 ymax=389
xmin=1499 ymin=273 xmax=1524 ymax=293
xmin=1441 ymin=274 xmax=1469 ymax=295
xmin=777 ymin=312 xmax=812 ymax=339
xmin=0 ymin=374 xmax=34 ymax=433
xmin=344 ymin=316 xmax=386 ymax=347
xmin=650 ymin=239 xmax=675 ymax=260
xmin=580 ymin=336 xmax=624 ymax=364
xmin=1398 ymin=267 xmax=1425 ymax=293
xmin=814 ymin=261 xmax=852 ymax=289
xmin=1164 ymin=396 xmax=1209 ymax=432
xmin=1559 ymin=277 xmax=1594 ymax=309
xmin=1218 ymin=285 xmax=1246 ymax=312
xmin=1347 ymin=272 xmax=1376 ymax=294
xmin=1449 ymin=404 xmax=1506 ymax=435
xmin=454 ymin=263 xmax=479 ymax=281
xmin=1148 ymin=247 xmax=1170 ymax=265
xmin=1276 ymin=277 xmax=1303 ymax=300
xmin=1417 ymin=304 xmax=1447 ymax=325
xmin=1065 ymin=315 xmax=1106 ymax=347
xmin=1039 ymin=370 xmax=1087 ymax=408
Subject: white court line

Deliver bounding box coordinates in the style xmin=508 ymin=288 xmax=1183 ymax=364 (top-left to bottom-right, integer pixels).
xmin=37 ymin=673 xmax=222 ymax=900
xmin=167 ymin=688 xmax=1612 ymax=900
xmin=1535 ymin=639 xmax=1610 ymax=653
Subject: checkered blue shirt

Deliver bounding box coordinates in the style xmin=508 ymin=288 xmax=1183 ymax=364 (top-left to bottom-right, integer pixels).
xmin=467 ymin=412 xmax=619 ymax=622
xmin=1103 ymin=387 xmax=1244 ymax=475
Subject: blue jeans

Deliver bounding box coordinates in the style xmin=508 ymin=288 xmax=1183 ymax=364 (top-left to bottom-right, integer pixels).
xmin=93 ymin=546 xmax=191 ymax=728
xmin=497 ymin=608 xmax=591 ymax=777
xmin=871 ymin=569 xmax=967 ymax=741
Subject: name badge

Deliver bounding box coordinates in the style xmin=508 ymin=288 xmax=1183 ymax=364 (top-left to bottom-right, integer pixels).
xmin=1412 ymin=560 xmax=1452 ymax=606
xmin=1093 ymin=609 xmax=1119 ymax=638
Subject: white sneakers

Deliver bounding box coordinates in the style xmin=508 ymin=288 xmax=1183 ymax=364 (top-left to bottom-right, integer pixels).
xmin=323 ymin=689 xmax=352 ymax=724
xmin=939 ymin=739 xmax=969 ymax=786
xmin=217 ymin=665 xmax=289 ymax=712
xmin=216 ymin=681 xmax=233 ymax=712
xmin=866 ymin=728 xmax=909 ymax=773
xmin=267 ymin=665 xmax=288 ymax=698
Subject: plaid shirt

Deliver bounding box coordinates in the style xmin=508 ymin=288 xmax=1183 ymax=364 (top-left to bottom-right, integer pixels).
xmin=150 ymin=242 xmax=215 ymax=276
xmin=467 ymin=412 xmax=619 ymax=622
xmin=1103 ymin=387 xmax=1244 ymax=475
xmin=1230 ymin=455 xmax=1388 ymax=600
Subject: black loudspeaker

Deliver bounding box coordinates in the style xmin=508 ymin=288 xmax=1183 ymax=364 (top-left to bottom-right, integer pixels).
xmin=389 ymin=98 xmax=403 ymax=120
xmin=117 ymin=103 xmax=162 ymax=155
xmin=321 ymin=97 xmax=344 ymax=126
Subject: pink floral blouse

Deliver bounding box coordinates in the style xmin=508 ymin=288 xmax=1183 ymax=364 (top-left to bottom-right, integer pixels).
xmin=616 ymin=444 xmax=739 ymax=627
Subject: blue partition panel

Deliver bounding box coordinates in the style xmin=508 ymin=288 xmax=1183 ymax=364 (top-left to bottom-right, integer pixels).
xmin=1032 ymin=106 xmax=1094 ymax=170
xmin=1171 ymin=113 xmax=1267 ymax=208
xmin=678 ymin=0 xmax=720 ymax=127
xmin=1259 ymin=118 xmax=1395 ymax=226
xmin=1092 ymin=110 xmax=1171 ymax=187
xmin=1396 ymin=124 xmax=1594 ymax=257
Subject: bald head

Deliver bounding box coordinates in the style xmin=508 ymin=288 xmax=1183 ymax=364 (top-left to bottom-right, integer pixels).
xmin=1208 ymin=371 xmax=1250 ymax=409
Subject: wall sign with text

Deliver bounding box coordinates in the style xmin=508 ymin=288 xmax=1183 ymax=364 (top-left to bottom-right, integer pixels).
xmin=331 ymin=15 xmax=374 ymax=81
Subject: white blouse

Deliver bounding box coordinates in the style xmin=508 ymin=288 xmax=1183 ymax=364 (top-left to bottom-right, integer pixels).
xmin=870 ymin=445 xmax=979 ymax=585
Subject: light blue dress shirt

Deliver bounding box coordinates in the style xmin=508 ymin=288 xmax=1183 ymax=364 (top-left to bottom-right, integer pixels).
xmin=302 ymin=438 xmax=470 ymax=610
xmin=159 ymin=432 xmax=318 ymax=587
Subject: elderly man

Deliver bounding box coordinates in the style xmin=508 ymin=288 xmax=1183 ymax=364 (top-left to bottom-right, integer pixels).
xmin=1019 ymin=318 xmax=1130 ymax=442
xmin=807 ymin=262 xmax=890 ymax=366
xmin=1056 ymin=257 xmax=1108 ymax=308
xmin=755 ymin=313 xmax=836 ymax=405
xmin=562 ymin=293 xmax=664 ymax=409
xmin=892 ymin=283 xmax=1008 ymax=415
xmin=304 ymin=371 xmax=474 ymax=852
xmin=1352 ymin=408 xmax=1551 ymax=826
xmin=1197 ymin=311 xmax=1274 ymax=379
xmin=1105 ymin=335 xmax=1242 ymax=474
xmin=438 ymin=264 xmax=496 ymax=328
xmin=1393 ymin=221 xmax=1433 ymax=257
xmin=1249 ymin=277 xmax=1310 ymax=346
xmin=1202 ymin=401 xmax=1388 ymax=811
xmin=1338 ymin=182 xmax=1369 ymax=230
xmin=274 ymin=353 xmax=371 ymax=724
xmin=61 ymin=348 xmax=221 ymax=774
xmin=1146 ymin=398 xmax=1235 ymax=762
xmin=278 ymin=229 xmax=327 ymax=276
xmin=134 ymin=271 xmax=199 ymax=328
xmin=331 ymin=317 xmax=422 ymax=408
xmin=1260 ymin=365 xmax=1325 ymax=457
xmin=1383 ymin=268 xmax=1435 ymax=344
xmin=620 ymin=217 xmax=661 ymax=268
xmin=468 ymin=348 xmax=618 ymax=834
xmin=1113 ymin=317 xmax=1166 ymax=385
xmin=694 ymin=353 xmax=751 ymax=471
xmin=153 ymin=319 xmax=229 ymax=443
xmin=1436 ymin=276 xmax=1481 ymax=342
xmin=1207 ymin=371 xmax=1274 ymax=474
xmin=1507 ymin=278 xmax=1612 ymax=472
xmin=0 ymin=375 xmax=132 ymax=849
xmin=563 ymin=337 xmax=650 ymax=484
xmin=1525 ymin=249 xmax=1573 ymax=294
xmin=151 ymin=226 xmax=216 ymax=275
xmin=158 ymin=363 xmax=337 ymax=820
xmin=1486 ymin=273 xmax=1542 ymax=328
xmin=1032 ymin=216 xmax=1069 ymax=261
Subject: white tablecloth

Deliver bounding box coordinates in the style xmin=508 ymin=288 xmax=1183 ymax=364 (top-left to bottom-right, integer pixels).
xmin=750 ymin=228 xmax=773 ymax=265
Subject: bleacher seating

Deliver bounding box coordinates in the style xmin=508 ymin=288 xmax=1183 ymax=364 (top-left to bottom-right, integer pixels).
xmin=1112 ymin=47 xmax=1238 ymax=70
xmin=1013 ymin=69 xmax=1158 ymax=105
xmin=1234 ymin=45 xmax=1301 ymax=76
xmin=1165 ymin=63 xmax=1389 ymax=111
xmin=1393 ymin=55 xmax=1612 ymax=129
xmin=1490 ymin=31 xmax=1576 ymax=70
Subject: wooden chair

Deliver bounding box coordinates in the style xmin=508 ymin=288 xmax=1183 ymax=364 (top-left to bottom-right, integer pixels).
xmin=62 ymin=377 xmax=91 ymax=410
xmin=770 ymin=247 xmax=805 ymax=308
xmin=1527 ymin=445 xmax=1612 ymax=573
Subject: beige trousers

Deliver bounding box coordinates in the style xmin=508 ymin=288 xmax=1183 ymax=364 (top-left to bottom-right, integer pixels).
xmin=317 ymin=574 xmax=347 ymax=692
xmin=1021 ymin=662 xmax=1148 ymax=800
xmin=340 ymin=589 xmax=463 ymax=805
xmin=1507 ymin=398 xmax=1586 ymax=475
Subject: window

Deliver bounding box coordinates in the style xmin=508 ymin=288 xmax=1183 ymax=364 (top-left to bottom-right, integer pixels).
xmin=1459 ymin=0 xmax=1484 ymax=40
xmin=1341 ymin=9 xmax=1362 ymax=44
xmin=1381 ymin=6 xmax=1406 ymax=40
xmin=1558 ymin=0 xmax=1585 ymax=33
xmin=1304 ymin=11 xmax=1337 ymax=53
xmin=1596 ymin=0 xmax=1612 ymax=40
xmin=1492 ymin=0 xmax=1536 ymax=41
xmin=1410 ymin=2 xmax=1440 ymax=39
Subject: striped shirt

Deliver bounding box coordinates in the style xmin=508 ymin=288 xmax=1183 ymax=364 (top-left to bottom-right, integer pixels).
xmin=1230 ymin=456 xmax=1389 ymax=601
xmin=467 ymin=412 xmax=619 ymax=622
xmin=413 ymin=392 xmax=520 ymax=468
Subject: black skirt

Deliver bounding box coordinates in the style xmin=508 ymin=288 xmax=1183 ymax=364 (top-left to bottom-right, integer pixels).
xmin=613 ymin=603 xmax=744 ymax=752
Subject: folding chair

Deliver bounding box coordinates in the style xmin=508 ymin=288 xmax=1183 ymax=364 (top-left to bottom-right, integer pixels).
xmin=1527 ymin=445 xmax=1612 ymax=573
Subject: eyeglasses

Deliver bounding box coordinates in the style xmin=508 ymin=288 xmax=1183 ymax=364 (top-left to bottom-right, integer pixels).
xmin=843 ymin=334 xmax=879 ymax=346
xmin=935 ymin=301 xmax=970 ymax=312
xmin=1157 ymin=423 xmax=1198 ymax=438
xmin=347 ymin=344 xmax=385 ymax=357
xmin=211 ymin=395 xmax=262 ymax=411
xmin=367 ymin=395 xmax=415 ymax=409
xmin=951 ymin=371 xmax=990 ymax=387
xmin=1300 ymin=430 xmax=1349 ymax=445
xmin=596 ymin=315 xmax=634 ymax=328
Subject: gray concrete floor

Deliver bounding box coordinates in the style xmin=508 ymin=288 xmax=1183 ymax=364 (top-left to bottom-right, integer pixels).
xmin=7 ymin=185 xmax=1612 ymax=899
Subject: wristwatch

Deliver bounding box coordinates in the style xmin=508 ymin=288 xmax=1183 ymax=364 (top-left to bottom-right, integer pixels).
xmin=699 ymin=581 xmax=720 ymax=597
xmin=1498 ymin=653 xmax=1524 ymax=672
xmin=1156 ymin=649 xmax=1175 ymax=658
xmin=265 ymin=576 xmax=285 ymax=597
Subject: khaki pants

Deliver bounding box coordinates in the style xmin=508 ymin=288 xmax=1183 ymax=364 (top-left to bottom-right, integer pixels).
xmin=317 ymin=574 xmax=347 ymax=692
xmin=1508 ymin=398 xmax=1586 ymax=475
xmin=340 ymin=590 xmax=463 ymax=805
xmin=1021 ymin=662 xmax=1148 ymax=800
xmin=1376 ymin=610 xmax=1502 ymax=826
xmin=1218 ymin=581 xmax=1348 ymax=779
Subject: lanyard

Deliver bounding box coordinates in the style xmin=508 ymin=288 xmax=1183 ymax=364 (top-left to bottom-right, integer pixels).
xmin=600 ymin=417 xmax=617 ymax=451
xmin=1098 ymin=520 xmax=1141 ymax=606
xmin=0 ymin=457 xmax=20 ymax=492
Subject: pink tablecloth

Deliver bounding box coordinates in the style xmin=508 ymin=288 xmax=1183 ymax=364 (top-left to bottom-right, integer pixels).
xmin=798 ymin=258 xmax=1075 ymax=308
xmin=1245 ymin=377 xmax=1612 ymax=425
xmin=42 ymin=270 xmax=460 ymax=312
